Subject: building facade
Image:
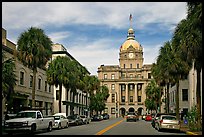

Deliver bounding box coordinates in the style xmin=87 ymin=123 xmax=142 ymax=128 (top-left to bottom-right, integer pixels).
xmin=51 ymin=43 xmax=91 ymax=116
xmin=169 ymin=62 xmax=202 ymax=117
xmin=2 ymin=28 xmax=54 ymax=119
xmin=97 ymin=26 xmax=154 ymax=118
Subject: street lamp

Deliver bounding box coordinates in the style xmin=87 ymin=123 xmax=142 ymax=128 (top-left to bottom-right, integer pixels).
xmin=115 ymin=92 xmax=118 ymax=118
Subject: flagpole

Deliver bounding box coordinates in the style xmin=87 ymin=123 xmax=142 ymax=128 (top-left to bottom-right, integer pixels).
xmin=129 ymin=14 xmax=132 ymax=28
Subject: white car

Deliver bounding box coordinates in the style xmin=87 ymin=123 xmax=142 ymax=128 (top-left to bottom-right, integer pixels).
xmin=52 ymin=115 xmax=69 ymax=129
xmin=80 ymin=115 xmax=91 ymax=124
xmin=155 ymin=115 xmax=180 ymax=131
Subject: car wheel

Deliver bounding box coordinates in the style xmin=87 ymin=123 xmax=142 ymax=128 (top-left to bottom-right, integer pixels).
xmin=47 ymin=123 xmax=52 ymax=132
xmin=31 ymin=124 xmax=36 ymax=133
xmin=58 ymin=123 xmax=62 ymax=129
xmin=66 ymin=122 xmax=69 ymax=128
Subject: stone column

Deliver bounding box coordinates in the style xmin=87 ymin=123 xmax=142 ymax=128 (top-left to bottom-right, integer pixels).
xmin=135 ymin=83 xmax=138 ymax=105
xmin=125 ymin=83 xmax=128 ymax=104
xmin=118 ymin=84 xmax=121 ymax=103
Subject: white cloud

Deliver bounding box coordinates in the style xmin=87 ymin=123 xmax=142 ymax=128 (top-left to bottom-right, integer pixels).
xmin=143 ymin=44 xmax=162 ymax=64
xmin=67 ymin=38 xmax=119 ymax=75
xmin=2 ymin=2 xmax=187 ymax=75
xmin=48 ymin=31 xmax=71 ymax=44
xmin=2 ymin=2 xmax=187 ymax=30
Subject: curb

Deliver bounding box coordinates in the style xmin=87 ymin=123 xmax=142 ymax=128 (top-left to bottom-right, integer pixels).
xmin=186 ymin=131 xmax=199 ymax=135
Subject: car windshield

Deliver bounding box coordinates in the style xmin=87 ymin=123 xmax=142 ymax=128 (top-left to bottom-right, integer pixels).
xmin=54 ymin=116 xmax=60 ymax=120
xmin=80 ymin=116 xmax=86 ymax=118
xmin=15 ymin=112 xmax=36 ymax=118
xmin=67 ymin=115 xmax=76 ymax=119
xmin=162 ymin=116 xmax=177 ymax=120
xmin=127 ymin=112 xmax=135 ymax=115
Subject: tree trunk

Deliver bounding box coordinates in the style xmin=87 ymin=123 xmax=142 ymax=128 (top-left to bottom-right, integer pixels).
xmin=59 ymin=84 xmax=62 ymax=113
xmin=32 ymin=69 xmax=37 ymax=109
xmin=71 ymin=89 xmax=76 ymax=115
xmin=196 ymin=68 xmax=201 ymax=130
xmin=167 ymin=83 xmax=170 ymax=113
xmin=175 ymin=82 xmax=180 ymax=121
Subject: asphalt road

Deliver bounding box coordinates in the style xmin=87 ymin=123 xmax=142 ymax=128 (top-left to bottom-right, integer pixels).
xmin=3 ymin=117 xmax=187 ymax=135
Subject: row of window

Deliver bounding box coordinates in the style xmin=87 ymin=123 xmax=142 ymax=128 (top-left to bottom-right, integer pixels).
xmin=111 ymin=94 xmax=142 ymax=103
xmin=123 ymin=63 xmax=140 ymax=69
xmin=104 ymin=84 xmax=142 ymax=91
xmin=19 ymin=71 xmax=51 ymax=92
xmin=170 ymin=89 xmax=188 ymax=103
xmin=56 ymin=90 xmax=89 ymax=104
xmin=103 ymin=73 xmax=151 ymax=79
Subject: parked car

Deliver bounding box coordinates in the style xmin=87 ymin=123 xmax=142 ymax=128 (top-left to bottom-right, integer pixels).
xmin=4 ymin=110 xmax=54 ymax=134
xmin=155 ymin=115 xmax=180 ymax=131
xmin=102 ymin=113 xmax=109 ymax=120
xmin=80 ymin=115 xmax=90 ymax=124
xmin=67 ymin=114 xmax=83 ymax=126
xmin=145 ymin=114 xmax=152 ymax=121
xmin=126 ymin=112 xmax=138 ymax=122
xmin=91 ymin=114 xmax=103 ymax=121
xmin=53 ymin=113 xmax=67 ymax=117
xmin=151 ymin=113 xmax=168 ymax=128
xmin=52 ymin=115 xmax=69 ymax=129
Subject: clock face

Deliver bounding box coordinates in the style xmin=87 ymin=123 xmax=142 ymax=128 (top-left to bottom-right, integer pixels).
xmin=129 ymin=53 xmax=134 ymax=58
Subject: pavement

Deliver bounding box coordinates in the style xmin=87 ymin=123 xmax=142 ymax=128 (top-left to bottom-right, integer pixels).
xmin=180 ymin=121 xmax=202 ymax=135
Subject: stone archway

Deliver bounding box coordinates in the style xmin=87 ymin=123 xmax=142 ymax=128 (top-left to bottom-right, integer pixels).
xmin=120 ymin=108 xmax=126 ymax=117
xmin=128 ymin=107 xmax=135 ymax=112
xmin=137 ymin=107 xmax=144 ymax=115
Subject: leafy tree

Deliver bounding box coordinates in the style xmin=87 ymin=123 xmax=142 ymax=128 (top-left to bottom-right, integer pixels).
xmin=89 ymin=85 xmax=109 ymax=115
xmin=17 ymin=27 xmax=52 ymax=108
xmin=2 ymin=51 xmax=17 ymax=112
xmin=81 ymin=75 xmax=100 ymax=115
xmin=173 ymin=2 xmax=202 ymax=129
xmin=145 ymin=79 xmax=161 ymax=113
xmin=46 ymin=56 xmax=72 ymax=112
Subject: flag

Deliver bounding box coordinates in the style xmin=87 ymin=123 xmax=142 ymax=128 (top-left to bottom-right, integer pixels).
xmin=129 ymin=14 xmax=132 ymax=21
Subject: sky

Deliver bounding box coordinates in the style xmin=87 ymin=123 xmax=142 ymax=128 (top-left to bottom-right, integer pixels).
xmin=2 ymin=2 xmax=188 ymax=76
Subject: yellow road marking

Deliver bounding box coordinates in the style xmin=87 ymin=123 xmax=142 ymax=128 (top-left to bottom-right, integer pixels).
xmin=95 ymin=118 xmax=125 ymax=135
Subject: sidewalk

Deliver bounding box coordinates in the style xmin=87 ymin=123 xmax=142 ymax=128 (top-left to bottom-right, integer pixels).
xmin=180 ymin=121 xmax=202 ymax=135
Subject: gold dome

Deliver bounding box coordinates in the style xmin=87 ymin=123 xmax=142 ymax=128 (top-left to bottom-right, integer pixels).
xmin=120 ymin=27 xmax=141 ymax=51
xmin=120 ymin=39 xmax=140 ymax=51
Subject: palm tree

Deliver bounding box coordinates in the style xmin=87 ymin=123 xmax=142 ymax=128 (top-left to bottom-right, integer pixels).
xmin=17 ymin=27 xmax=52 ymax=108
xmin=2 ymin=51 xmax=17 ymax=112
xmin=152 ymin=40 xmax=190 ymax=120
xmin=173 ymin=2 xmax=202 ymax=129
xmin=46 ymin=56 xmax=72 ymax=113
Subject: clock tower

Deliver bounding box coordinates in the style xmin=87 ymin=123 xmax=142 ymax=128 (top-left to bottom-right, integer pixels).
xmin=119 ymin=27 xmax=143 ymax=69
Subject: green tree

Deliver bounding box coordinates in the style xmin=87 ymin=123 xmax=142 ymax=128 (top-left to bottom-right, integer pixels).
xmin=89 ymin=85 xmax=109 ymax=115
xmin=46 ymin=56 xmax=72 ymax=113
xmin=17 ymin=27 xmax=52 ymax=108
xmin=173 ymin=2 xmax=202 ymax=130
xmin=145 ymin=79 xmax=161 ymax=113
xmin=2 ymin=51 xmax=17 ymax=112
xmin=81 ymin=75 xmax=100 ymax=116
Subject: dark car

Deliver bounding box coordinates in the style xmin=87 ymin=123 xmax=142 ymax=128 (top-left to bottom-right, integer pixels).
xmin=102 ymin=113 xmax=109 ymax=120
xmin=91 ymin=114 xmax=103 ymax=121
xmin=126 ymin=112 xmax=138 ymax=122
xmin=67 ymin=114 xmax=83 ymax=126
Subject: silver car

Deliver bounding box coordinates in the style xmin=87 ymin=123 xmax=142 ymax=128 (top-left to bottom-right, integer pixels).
xmin=155 ymin=115 xmax=180 ymax=131
xmin=52 ymin=115 xmax=69 ymax=129
xmin=80 ymin=115 xmax=90 ymax=124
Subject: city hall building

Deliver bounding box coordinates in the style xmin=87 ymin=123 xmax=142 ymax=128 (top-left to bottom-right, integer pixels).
xmin=97 ymin=26 xmax=153 ymax=118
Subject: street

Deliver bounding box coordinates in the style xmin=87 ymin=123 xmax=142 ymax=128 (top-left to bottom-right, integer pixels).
xmin=32 ymin=117 xmax=186 ymax=135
